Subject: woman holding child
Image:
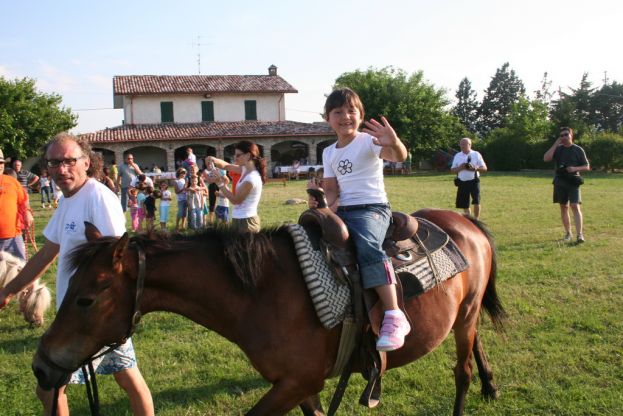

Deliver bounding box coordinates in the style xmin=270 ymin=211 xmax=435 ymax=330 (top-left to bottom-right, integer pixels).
xmin=204 ymin=141 xmax=266 ymax=233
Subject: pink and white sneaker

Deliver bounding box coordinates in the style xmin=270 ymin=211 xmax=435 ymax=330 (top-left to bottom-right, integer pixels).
xmin=376 ymin=311 xmax=411 ymax=352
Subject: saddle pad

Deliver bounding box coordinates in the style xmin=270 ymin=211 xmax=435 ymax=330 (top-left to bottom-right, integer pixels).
xmin=394 ymin=238 xmax=469 ymax=298
xmin=286 ymin=224 xmax=350 ymax=329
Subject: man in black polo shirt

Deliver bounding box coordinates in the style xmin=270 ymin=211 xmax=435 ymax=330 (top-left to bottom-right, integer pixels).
xmin=543 ymin=127 xmax=590 ymax=243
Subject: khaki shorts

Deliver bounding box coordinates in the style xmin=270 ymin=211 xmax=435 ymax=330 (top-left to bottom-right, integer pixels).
xmin=231 ymin=216 xmax=261 ymax=233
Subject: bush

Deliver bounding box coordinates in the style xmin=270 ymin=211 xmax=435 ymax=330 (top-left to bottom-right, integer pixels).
xmin=583 ymin=132 xmax=623 ymax=171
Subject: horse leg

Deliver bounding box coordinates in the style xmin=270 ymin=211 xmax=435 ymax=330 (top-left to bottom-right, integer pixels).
xmin=246 ymin=379 xmax=323 ymax=416
xmin=299 ymin=394 xmax=325 ymax=416
xmin=452 ymin=323 xmax=476 ymax=416
xmin=472 ymin=332 xmax=499 ymax=400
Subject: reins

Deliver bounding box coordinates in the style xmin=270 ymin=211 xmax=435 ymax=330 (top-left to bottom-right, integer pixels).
xmin=49 ymin=240 xmax=147 ymax=416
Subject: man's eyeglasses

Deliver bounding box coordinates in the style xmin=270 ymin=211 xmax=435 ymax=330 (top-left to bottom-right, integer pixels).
xmin=234 ymin=152 xmax=246 ymax=158
xmin=559 ymin=133 xmax=570 ymax=137
xmin=46 ymin=156 xmax=85 ymax=168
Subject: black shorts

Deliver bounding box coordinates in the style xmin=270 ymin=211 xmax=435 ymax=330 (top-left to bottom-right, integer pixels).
xmin=455 ymin=178 xmax=480 ymax=209
xmin=553 ymin=183 xmax=581 ymax=204
xmin=208 ymin=183 xmax=218 ymax=212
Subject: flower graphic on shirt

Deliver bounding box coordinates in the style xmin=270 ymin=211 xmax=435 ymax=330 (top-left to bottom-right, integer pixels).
xmin=337 ymin=159 xmax=353 ymax=175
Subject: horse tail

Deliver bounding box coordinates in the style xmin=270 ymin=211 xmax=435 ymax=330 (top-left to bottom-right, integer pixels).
xmin=465 ymin=216 xmax=507 ymax=332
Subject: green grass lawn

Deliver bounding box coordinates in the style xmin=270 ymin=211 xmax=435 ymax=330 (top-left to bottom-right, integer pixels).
xmin=1 ymin=172 xmax=622 ymax=415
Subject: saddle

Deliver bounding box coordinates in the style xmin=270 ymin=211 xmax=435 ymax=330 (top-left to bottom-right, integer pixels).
xmin=298 ymin=200 xmax=451 ymax=410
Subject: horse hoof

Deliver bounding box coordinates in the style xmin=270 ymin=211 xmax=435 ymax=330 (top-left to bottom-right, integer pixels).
xmin=482 ymin=387 xmax=499 ymax=401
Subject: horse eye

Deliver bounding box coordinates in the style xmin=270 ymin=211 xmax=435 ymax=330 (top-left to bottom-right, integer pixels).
xmin=76 ymin=298 xmax=94 ymax=308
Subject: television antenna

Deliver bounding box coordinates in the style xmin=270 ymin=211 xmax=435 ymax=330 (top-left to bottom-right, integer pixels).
xmin=190 ymin=35 xmax=210 ymax=74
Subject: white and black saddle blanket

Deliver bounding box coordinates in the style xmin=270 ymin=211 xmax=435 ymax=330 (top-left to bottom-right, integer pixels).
xmin=286 ymin=222 xmax=469 ymax=330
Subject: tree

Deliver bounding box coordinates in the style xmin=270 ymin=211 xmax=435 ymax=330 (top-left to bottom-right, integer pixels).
xmin=333 ymin=67 xmax=467 ymax=157
xmin=481 ymin=97 xmax=553 ymax=170
xmin=592 ymin=81 xmax=623 ymax=132
xmin=549 ymin=73 xmax=597 ymax=139
xmin=0 ymin=77 xmax=76 ymax=159
xmin=452 ymin=77 xmax=479 ymax=134
xmin=534 ymin=72 xmax=553 ymax=106
xmin=477 ymin=62 xmax=526 ymax=136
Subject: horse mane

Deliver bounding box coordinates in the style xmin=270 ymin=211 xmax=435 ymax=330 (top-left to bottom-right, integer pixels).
xmin=68 ymin=226 xmax=287 ymax=293
xmin=19 ymin=280 xmax=52 ymax=326
xmin=0 ymin=250 xmax=51 ymax=326
xmin=0 ymin=251 xmax=25 ymax=288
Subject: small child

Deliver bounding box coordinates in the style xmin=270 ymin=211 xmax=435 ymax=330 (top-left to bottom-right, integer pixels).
xmin=310 ymin=88 xmax=410 ymax=352
xmin=186 ymin=175 xmax=205 ymax=230
xmin=158 ymin=181 xmax=172 ymax=230
xmin=143 ymin=186 xmax=157 ymax=232
xmin=39 ymin=169 xmax=53 ymax=208
xmin=174 ymin=168 xmax=188 ymax=231
xmin=136 ymin=184 xmax=147 ymax=232
xmin=214 ymin=183 xmax=230 ymax=223
xmin=128 ymin=187 xmax=140 ymax=231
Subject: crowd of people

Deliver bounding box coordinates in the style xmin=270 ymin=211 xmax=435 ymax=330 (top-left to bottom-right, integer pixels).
xmin=0 ymin=86 xmax=591 ymax=413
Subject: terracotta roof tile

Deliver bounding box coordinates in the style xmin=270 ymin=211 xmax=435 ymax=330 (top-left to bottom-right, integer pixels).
xmin=113 ymin=75 xmax=298 ymax=95
xmin=81 ymin=121 xmax=334 ymax=143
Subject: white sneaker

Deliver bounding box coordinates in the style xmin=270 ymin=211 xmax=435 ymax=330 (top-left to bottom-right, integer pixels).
xmin=577 ymin=234 xmax=585 ymax=243
xmin=563 ymin=232 xmax=572 ymax=242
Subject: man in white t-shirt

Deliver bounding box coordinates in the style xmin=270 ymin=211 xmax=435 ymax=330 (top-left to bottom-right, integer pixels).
xmin=450 ymin=137 xmax=488 ymax=219
xmin=0 ymin=133 xmax=154 ymax=415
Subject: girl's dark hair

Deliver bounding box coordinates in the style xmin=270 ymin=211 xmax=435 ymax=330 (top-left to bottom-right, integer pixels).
xmin=235 ymin=140 xmax=267 ymax=183
xmin=323 ymin=87 xmax=365 ymax=122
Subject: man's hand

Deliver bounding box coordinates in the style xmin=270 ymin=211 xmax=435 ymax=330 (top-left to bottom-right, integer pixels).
xmin=24 ymin=209 xmax=34 ymax=229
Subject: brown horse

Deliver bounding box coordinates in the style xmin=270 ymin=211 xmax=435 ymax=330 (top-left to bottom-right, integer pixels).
xmin=32 ymin=208 xmax=505 ymax=415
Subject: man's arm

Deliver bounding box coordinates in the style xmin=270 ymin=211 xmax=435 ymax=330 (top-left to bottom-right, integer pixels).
xmin=544 ymin=138 xmax=562 ymax=162
xmin=0 ymin=239 xmax=59 ymax=309
xmin=28 ymin=172 xmax=40 ymax=188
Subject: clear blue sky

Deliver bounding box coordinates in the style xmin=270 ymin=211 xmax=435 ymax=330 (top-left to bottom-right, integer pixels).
xmin=1 ymin=0 xmax=621 ymax=133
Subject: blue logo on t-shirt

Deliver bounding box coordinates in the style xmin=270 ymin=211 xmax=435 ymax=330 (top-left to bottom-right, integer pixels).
xmin=64 ymin=221 xmax=77 ymax=233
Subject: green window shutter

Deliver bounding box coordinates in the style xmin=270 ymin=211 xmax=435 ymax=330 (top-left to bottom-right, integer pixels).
xmin=244 ymin=100 xmax=257 ymax=121
xmin=161 ymin=102 xmax=174 ymax=123
xmin=201 ymin=101 xmax=214 ymax=121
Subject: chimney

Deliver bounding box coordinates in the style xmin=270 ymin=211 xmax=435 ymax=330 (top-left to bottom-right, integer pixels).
xmin=268 ymin=65 xmax=277 ymax=76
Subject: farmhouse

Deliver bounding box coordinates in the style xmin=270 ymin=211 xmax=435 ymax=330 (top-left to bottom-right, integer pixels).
xmin=81 ymin=65 xmax=336 ymax=176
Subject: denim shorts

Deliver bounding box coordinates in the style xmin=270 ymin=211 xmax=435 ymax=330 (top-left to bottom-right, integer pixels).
xmin=337 ymin=204 xmax=396 ymax=289
xmin=177 ymin=199 xmax=188 ymax=218
xmin=69 ymin=338 xmax=137 ymax=384
xmin=215 ymin=205 xmax=229 ymax=221
xmin=0 ymin=235 xmax=26 ymax=260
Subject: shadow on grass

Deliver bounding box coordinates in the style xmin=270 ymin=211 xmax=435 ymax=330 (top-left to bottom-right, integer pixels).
xmin=152 ymin=378 xmax=270 ymax=410
xmin=0 ymin=330 xmax=40 ymax=354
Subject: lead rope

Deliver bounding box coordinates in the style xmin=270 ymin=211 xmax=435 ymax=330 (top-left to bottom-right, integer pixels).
xmin=82 ymin=362 xmax=100 ymax=416
xmin=51 ymin=388 xmax=59 ymax=415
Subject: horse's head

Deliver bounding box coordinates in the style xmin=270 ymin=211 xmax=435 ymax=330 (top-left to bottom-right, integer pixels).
xmin=33 ymin=222 xmax=139 ymax=390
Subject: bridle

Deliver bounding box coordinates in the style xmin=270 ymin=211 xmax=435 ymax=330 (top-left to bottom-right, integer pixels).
xmin=42 ymin=240 xmax=147 ymax=416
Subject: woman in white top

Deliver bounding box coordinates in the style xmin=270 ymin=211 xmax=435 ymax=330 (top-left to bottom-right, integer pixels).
xmin=205 ymin=141 xmax=266 ymax=233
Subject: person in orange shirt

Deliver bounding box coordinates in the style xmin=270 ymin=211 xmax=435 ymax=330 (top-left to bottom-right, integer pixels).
xmin=0 ymin=149 xmax=33 ymax=260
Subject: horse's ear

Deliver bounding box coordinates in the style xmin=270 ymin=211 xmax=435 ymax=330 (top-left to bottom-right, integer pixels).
xmin=112 ymin=233 xmax=130 ymax=273
xmin=84 ymin=222 xmax=103 ymax=241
